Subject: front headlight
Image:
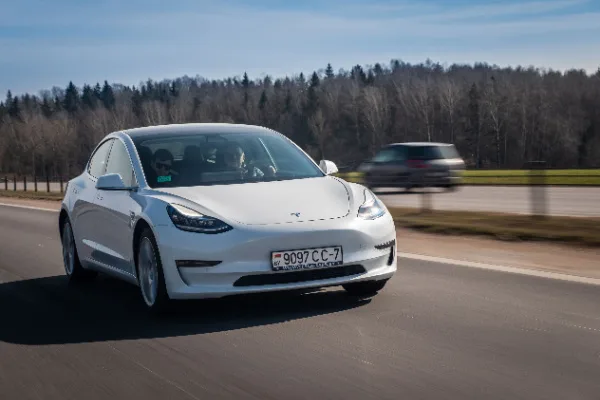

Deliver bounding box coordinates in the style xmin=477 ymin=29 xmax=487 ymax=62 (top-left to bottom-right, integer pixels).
xmin=358 ymin=189 xmax=386 ymax=220
xmin=166 ymin=204 xmax=232 ymax=234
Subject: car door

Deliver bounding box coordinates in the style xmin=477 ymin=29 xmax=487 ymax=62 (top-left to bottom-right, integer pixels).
xmin=71 ymin=138 xmax=114 ymax=266
xmin=371 ymin=146 xmax=408 ymax=186
xmin=91 ymin=138 xmax=140 ymax=277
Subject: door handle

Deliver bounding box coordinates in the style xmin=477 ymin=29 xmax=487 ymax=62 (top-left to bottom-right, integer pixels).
xmin=96 ymin=193 xmax=103 ymax=201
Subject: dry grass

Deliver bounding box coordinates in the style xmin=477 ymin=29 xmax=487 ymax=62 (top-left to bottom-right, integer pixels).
xmin=337 ymin=170 xmax=600 ymax=186
xmin=0 ymin=190 xmax=63 ymax=201
xmin=389 ymin=207 xmax=600 ymax=247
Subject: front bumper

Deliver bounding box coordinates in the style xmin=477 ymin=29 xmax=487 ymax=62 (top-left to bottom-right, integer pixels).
xmin=153 ymin=213 xmax=397 ymax=299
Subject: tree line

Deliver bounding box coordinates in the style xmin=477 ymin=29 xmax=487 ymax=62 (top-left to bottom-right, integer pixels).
xmin=1 ymin=59 xmax=599 ymax=178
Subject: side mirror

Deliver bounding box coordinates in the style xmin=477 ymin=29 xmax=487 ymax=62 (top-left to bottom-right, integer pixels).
xmin=96 ymin=173 xmax=131 ymax=191
xmin=319 ymin=160 xmax=339 ymax=175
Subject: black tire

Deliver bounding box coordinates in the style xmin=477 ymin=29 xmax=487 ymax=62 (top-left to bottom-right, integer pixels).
xmin=136 ymin=228 xmax=171 ymax=314
xmin=61 ymin=220 xmax=97 ymax=282
xmin=343 ymin=279 xmax=389 ymax=297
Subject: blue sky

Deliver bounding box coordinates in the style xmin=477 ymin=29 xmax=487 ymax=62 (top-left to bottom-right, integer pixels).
xmin=1 ymin=0 xmax=599 ymax=96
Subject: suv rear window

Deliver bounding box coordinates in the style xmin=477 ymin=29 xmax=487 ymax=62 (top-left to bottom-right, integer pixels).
xmin=406 ymin=145 xmax=459 ymax=160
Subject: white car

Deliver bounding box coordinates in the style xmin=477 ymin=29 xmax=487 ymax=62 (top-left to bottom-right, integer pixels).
xmin=59 ymin=123 xmax=397 ymax=312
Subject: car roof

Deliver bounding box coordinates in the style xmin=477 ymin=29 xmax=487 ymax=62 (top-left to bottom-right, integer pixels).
xmin=386 ymin=142 xmax=453 ymax=147
xmin=120 ymin=123 xmax=278 ymax=140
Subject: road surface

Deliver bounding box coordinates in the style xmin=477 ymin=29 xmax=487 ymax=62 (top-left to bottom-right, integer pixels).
xmin=377 ymin=185 xmax=600 ymax=217
xmin=1 ymin=205 xmax=599 ymax=400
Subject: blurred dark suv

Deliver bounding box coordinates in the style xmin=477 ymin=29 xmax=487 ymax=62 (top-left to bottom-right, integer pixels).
xmin=358 ymin=142 xmax=465 ymax=190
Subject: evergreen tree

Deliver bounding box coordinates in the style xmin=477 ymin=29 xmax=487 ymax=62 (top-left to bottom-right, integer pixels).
xmin=63 ymin=81 xmax=80 ymax=114
xmin=259 ymin=90 xmax=268 ymax=111
xmin=325 ymin=63 xmax=334 ymax=79
xmin=101 ymin=81 xmax=115 ymax=109
xmin=131 ymin=87 xmax=143 ymax=117
xmin=5 ymin=91 xmax=14 ymax=115
xmin=93 ymin=83 xmax=102 ymax=101
xmin=7 ymin=92 xmax=21 ymax=119
xmin=298 ymin=73 xmax=306 ymax=87
xmin=41 ymin=96 xmax=53 ymax=117
xmin=305 ymin=72 xmax=320 ymax=116
xmin=263 ymin=75 xmax=272 ymax=88
xmin=284 ymin=90 xmax=293 ymax=113
xmin=352 ymin=65 xmax=367 ymax=84
xmin=170 ymin=81 xmax=178 ymax=97
xmin=310 ymin=71 xmax=320 ymax=87
xmin=242 ymin=72 xmax=250 ymax=89
xmin=366 ymin=70 xmax=375 ymax=85
xmin=374 ymin=63 xmax=383 ymax=76
xmin=81 ymin=84 xmax=96 ymax=109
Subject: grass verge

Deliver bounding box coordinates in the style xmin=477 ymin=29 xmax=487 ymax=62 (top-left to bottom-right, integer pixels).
xmin=389 ymin=207 xmax=600 ymax=247
xmin=0 ymin=190 xmax=63 ymax=201
xmin=337 ymin=170 xmax=600 ymax=185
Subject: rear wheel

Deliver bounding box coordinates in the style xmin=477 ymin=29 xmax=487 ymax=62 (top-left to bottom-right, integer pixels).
xmin=343 ymin=279 xmax=388 ymax=297
xmin=137 ymin=228 xmax=171 ymax=313
xmin=61 ymin=220 xmax=97 ymax=281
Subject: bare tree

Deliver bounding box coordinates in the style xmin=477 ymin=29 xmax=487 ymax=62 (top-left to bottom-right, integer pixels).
xmin=142 ymin=100 xmax=168 ymax=126
xmin=308 ymin=108 xmax=329 ymax=159
xmin=362 ymin=86 xmax=390 ymax=151
xmin=439 ymin=78 xmax=461 ymax=143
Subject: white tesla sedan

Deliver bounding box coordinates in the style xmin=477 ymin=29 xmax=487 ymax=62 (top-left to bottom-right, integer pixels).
xmin=59 ymin=123 xmax=397 ymax=312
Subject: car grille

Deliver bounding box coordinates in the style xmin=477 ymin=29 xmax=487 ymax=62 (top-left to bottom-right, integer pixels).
xmin=233 ymin=265 xmax=367 ymax=287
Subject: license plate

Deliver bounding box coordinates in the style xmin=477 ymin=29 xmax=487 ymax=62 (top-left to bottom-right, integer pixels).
xmin=271 ymin=246 xmax=343 ymax=271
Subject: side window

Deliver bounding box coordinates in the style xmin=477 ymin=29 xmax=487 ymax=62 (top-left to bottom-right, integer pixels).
xmin=372 ymin=147 xmax=404 ymax=163
xmin=105 ymin=140 xmax=135 ymax=187
xmin=88 ymin=139 xmax=114 ymax=178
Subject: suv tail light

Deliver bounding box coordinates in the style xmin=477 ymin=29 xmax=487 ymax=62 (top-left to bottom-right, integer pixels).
xmin=407 ymin=159 xmax=428 ymax=169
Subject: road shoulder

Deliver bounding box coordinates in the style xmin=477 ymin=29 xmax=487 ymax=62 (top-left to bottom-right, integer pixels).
xmin=397 ymin=227 xmax=600 ymax=280
xmin=0 ymin=197 xmax=61 ymax=211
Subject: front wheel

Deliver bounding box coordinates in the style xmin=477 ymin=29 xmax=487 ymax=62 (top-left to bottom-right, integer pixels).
xmin=136 ymin=228 xmax=171 ymax=313
xmin=343 ymin=279 xmax=389 ymax=297
xmin=61 ymin=220 xmax=97 ymax=281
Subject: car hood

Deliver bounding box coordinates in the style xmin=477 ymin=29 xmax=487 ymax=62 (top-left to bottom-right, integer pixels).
xmin=156 ymin=177 xmax=351 ymax=225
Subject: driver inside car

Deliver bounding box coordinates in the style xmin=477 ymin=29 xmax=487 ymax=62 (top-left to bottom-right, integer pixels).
xmin=146 ymin=148 xmax=175 ymax=186
xmin=221 ymin=143 xmax=276 ymax=178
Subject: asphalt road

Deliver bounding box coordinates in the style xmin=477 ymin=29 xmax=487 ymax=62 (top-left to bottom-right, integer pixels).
xmin=377 ymin=185 xmax=600 ymax=217
xmin=1 ymin=206 xmax=600 ymax=400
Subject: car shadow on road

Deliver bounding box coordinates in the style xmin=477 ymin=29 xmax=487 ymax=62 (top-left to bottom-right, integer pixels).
xmin=0 ymin=274 xmax=371 ymax=346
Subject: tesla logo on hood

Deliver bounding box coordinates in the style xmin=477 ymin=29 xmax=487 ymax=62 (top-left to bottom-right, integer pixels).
xmin=290 ymin=212 xmax=301 ymax=217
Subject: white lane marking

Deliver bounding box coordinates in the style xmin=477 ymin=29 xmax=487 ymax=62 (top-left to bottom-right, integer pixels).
xmin=569 ymin=325 xmax=600 ymax=333
xmin=0 ymin=202 xmax=60 ymax=212
xmin=398 ymin=252 xmax=600 ymax=286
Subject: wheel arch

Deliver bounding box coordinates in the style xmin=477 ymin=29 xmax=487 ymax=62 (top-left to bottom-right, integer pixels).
xmin=132 ymin=217 xmax=155 ymax=277
xmin=58 ymin=207 xmax=69 ymax=239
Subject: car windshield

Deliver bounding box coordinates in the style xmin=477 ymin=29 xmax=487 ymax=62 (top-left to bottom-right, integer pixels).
xmin=133 ymin=131 xmax=324 ymax=188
